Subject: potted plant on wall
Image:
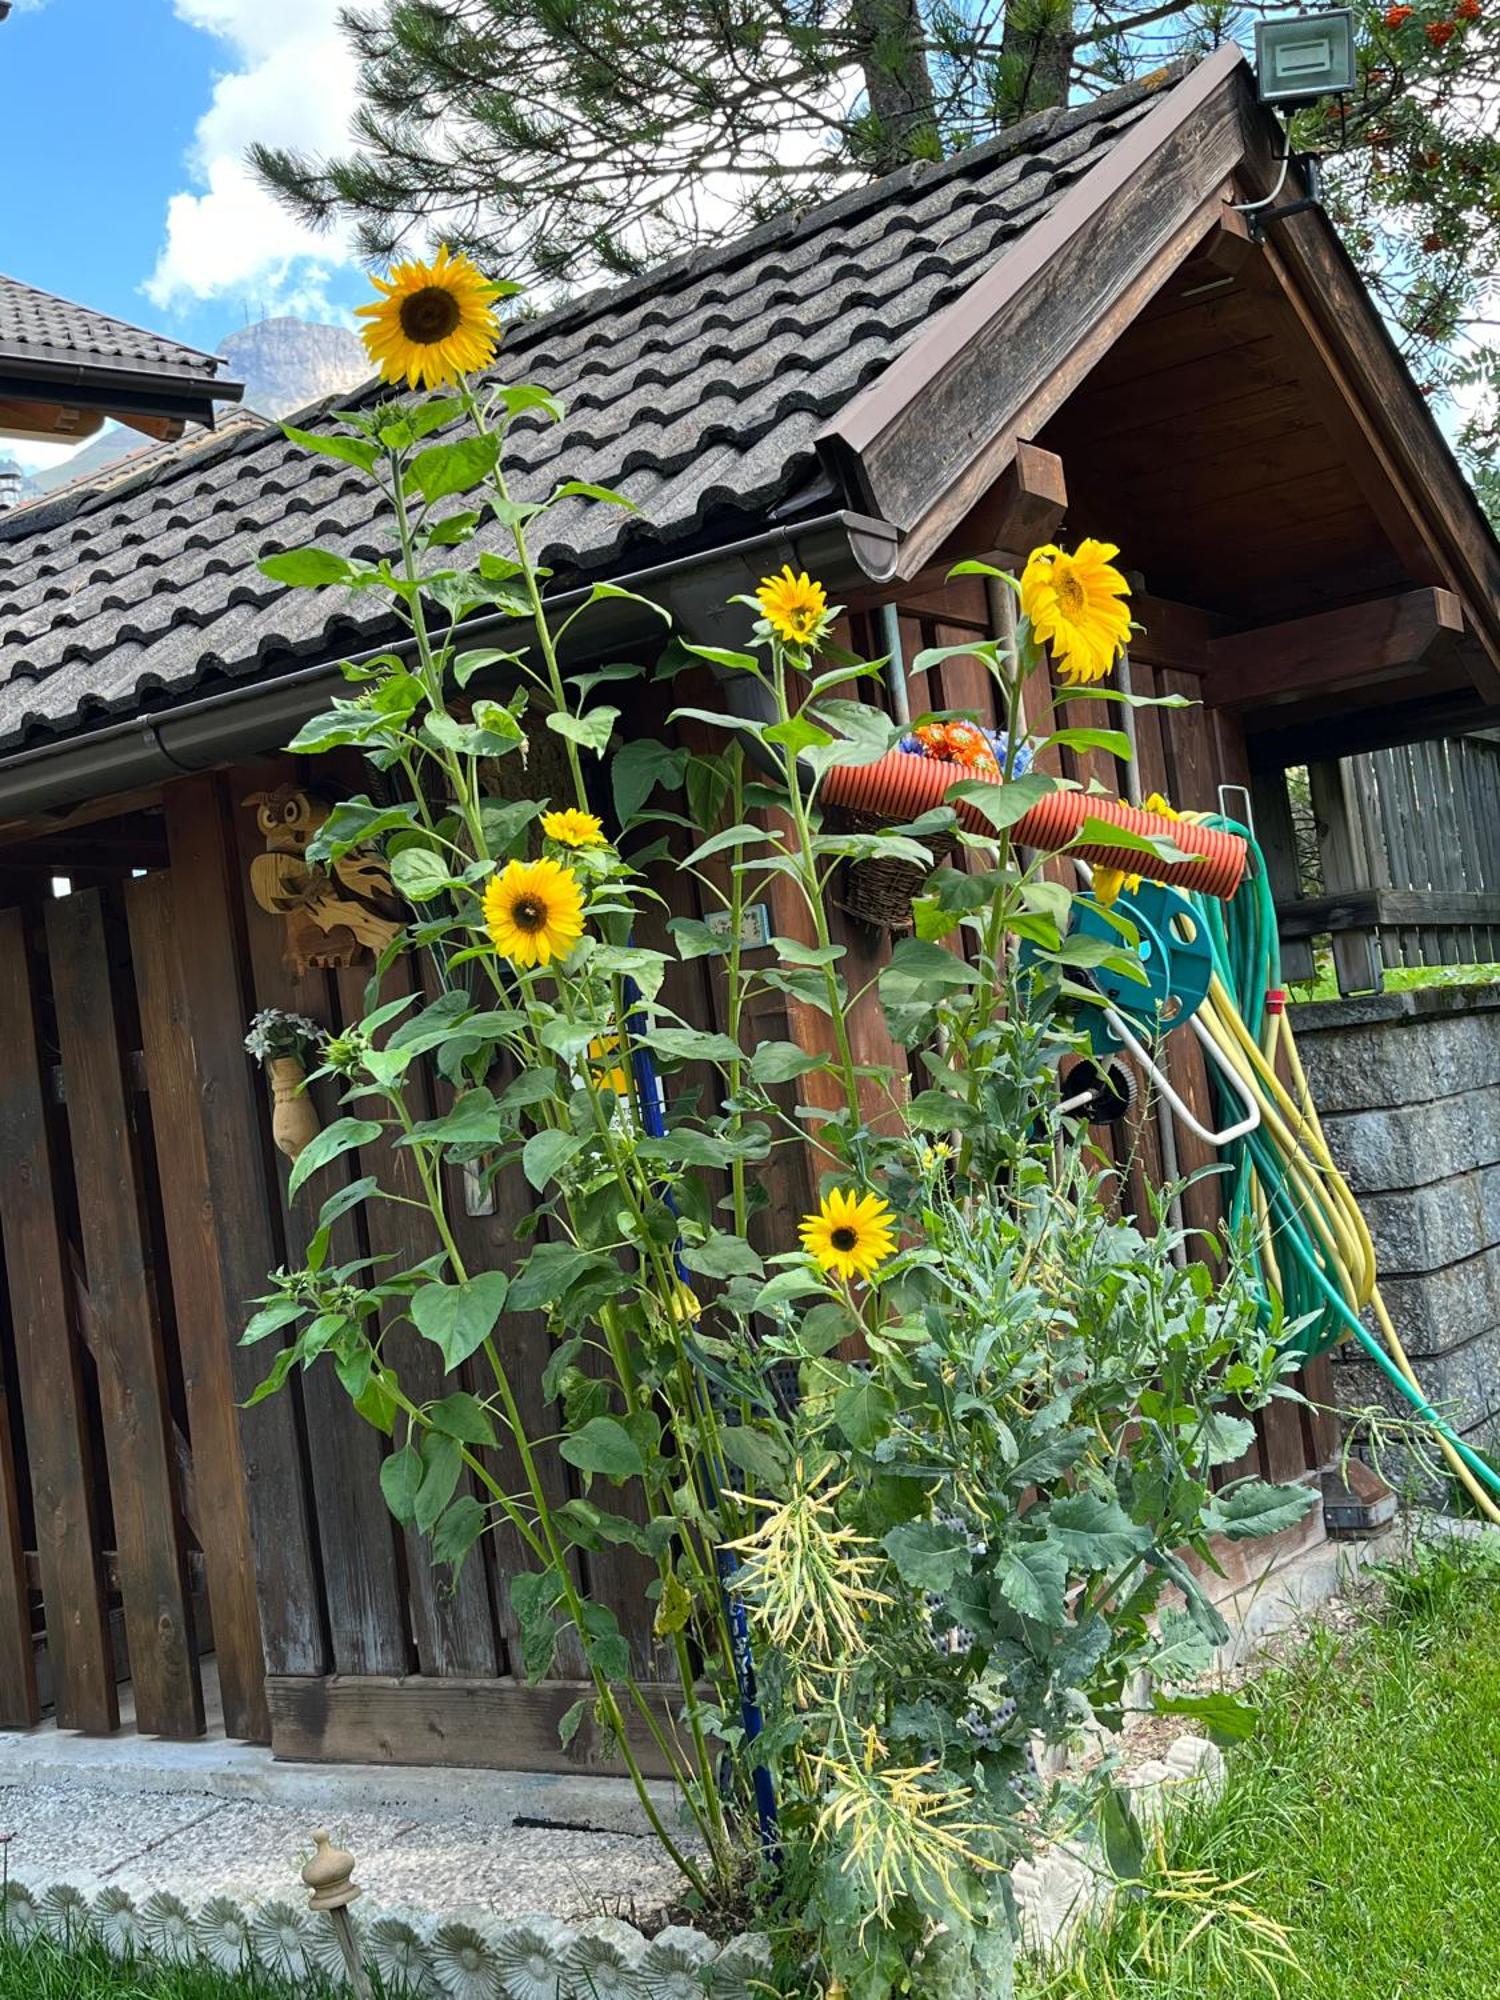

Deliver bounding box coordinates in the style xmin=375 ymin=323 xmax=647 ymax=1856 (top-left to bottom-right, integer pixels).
xmin=244 ymin=1009 xmax=327 ymax=1163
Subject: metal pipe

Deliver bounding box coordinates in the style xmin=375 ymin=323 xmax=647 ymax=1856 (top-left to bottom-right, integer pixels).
xmin=1118 ymin=647 xmax=1188 ymax=1262
xmin=879 ymin=601 xmax=911 ymax=727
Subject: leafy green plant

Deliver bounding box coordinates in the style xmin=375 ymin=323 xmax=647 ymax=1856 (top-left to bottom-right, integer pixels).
xmin=247 ymin=291 xmax=1315 ymax=1997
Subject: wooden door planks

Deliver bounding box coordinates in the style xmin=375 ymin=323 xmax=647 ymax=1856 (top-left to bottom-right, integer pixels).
xmin=160 ymin=778 xmax=326 ymax=1687
xmin=44 ymin=888 xmax=204 ymax=1740
xmin=229 ymin=765 xmax=409 ymax=1678
xmin=125 ymin=865 xmax=270 ymax=1743
xmin=0 ymin=906 xmax=116 ymax=1731
xmin=0 ymin=1298 xmax=38 ymax=1726
xmin=331 ymin=958 xmax=500 ymax=1680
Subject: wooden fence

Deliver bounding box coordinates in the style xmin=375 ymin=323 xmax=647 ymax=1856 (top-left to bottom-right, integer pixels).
xmin=1257 ymin=733 xmax=1500 ymax=994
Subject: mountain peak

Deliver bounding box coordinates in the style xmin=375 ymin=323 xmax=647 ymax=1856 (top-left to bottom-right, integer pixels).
xmin=218 ymin=316 xmax=369 ymax=419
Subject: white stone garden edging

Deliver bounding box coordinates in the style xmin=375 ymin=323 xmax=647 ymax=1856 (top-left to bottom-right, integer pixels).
xmin=0 ymin=1880 xmax=770 ymax=1999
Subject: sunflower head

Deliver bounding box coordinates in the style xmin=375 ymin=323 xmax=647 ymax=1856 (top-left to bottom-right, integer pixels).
xmin=541 ymin=807 xmax=608 ymax=849
xmin=356 ymin=244 xmax=509 ymax=391
xmin=1019 ymin=539 xmax=1132 ymax=686
xmin=755 ymin=566 xmax=832 ymax=651
xmin=799 ymin=1186 xmax=897 ymax=1284
xmin=482 ymin=856 xmax=585 ymax=968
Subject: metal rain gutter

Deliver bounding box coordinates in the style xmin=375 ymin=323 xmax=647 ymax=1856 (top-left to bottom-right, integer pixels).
xmin=0 ymin=508 xmax=900 ymax=826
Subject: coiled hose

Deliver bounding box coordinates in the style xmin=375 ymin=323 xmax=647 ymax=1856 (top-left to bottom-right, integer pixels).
xmin=1185 ymin=816 xmax=1500 ymax=1523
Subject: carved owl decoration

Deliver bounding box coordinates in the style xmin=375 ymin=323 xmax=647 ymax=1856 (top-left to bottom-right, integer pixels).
xmin=245 ymin=784 xmax=404 ymax=976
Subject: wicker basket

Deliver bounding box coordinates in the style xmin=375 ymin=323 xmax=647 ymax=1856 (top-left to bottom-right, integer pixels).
xmin=829 ymin=803 xmax=958 ymax=932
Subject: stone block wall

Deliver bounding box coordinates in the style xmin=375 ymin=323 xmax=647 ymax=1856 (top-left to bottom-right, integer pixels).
xmin=1290 ymin=984 xmax=1500 ymax=1498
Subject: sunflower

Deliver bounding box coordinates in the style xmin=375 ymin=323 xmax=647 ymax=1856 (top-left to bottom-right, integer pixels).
xmin=356 ymin=244 xmax=507 ymax=391
xmin=799 ymin=1187 xmax=897 ymax=1284
xmin=482 ymin=857 xmax=585 ymax=967
xmin=586 ymin=1033 xmax=631 ymax=1096
xmin=541 ymin=807 xmax=607 ymax=849
xmin=1019 ymin=539 xmax=1132 ymax=686
xmin=756 ymin=566 xmax=831 ymax=650
xmin=1094 ymin=793 xmax=1181 ymax=904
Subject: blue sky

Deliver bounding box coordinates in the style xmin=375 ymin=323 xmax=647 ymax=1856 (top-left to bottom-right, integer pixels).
xmin=2 ymin=0 xmax=368 ymax=467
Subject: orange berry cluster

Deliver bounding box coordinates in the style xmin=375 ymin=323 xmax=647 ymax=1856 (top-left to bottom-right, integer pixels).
xmin=1384 ymin=0 xmax=1480 ymax=35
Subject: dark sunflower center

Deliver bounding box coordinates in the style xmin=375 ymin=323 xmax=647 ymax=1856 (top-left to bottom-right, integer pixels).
xmin=1057 ymin=571 xmax=1086 ymax=614
xmin=830 ymin=1225 xmax=859 ymax=1251
xmin=399 ymin=285 xmax=463 ymax=345
xmin=511 ymin=894 xmax=546 ymax=932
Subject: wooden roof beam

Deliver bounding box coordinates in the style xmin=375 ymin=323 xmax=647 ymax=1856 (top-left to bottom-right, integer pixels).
xmin=819 ymin=43 xmax=1252 ymax=580
xmin=932 ymin=440 xmax=1068 ymax=568
xmin=1231 ymin=100 xmax=1500 ymax=699
xmin=1205 ymin=587 xmax=1465 ymax=710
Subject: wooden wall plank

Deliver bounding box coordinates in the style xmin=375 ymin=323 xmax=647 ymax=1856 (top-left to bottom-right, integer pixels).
xmin=229 ymin=766 xmax=410 ymax=1679
xmin=125 ymin=867 xmax=270 ymax=1743
xmin=161 ymin=778 xmax=326 ymax=1686
xmin=0 ymin=1324 xmax=39 ymax=1727
xmin=45 ymin=888 xmax=204 ymax=1740
xmin=0 ymin=906 xmax=116 ymax=1732
xmin=332 ymin=959 xmax=500 ymax=1680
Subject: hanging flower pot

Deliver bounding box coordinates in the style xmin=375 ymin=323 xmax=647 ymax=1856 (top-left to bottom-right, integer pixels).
xmin=833 ymin=723 xmax=1032 ymax=932
xmin=244 ymin=1009 xmax=327 ymax=1164
xmin=265 ymin=1055 xmax=320 ymax=1163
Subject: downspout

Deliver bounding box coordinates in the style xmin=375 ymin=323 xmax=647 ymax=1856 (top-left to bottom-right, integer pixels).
xmin=0 ymin=509 xmax=900 ymax=825
xmin=880 ymin=602 xmax=911 ymax=728
xmin=1117 ymin=646 xmax=1188 ymax=1262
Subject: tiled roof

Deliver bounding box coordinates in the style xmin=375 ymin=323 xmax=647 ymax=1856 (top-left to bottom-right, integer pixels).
xmin=0 ymin=74 xmax=1172 ymax=752
xmin=0 ymin=274 xmax=234 ymax=387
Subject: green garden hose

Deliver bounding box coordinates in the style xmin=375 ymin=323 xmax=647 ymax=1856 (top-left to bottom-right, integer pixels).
xmin=1183 ymin=818 xmax=1500 ymax=1523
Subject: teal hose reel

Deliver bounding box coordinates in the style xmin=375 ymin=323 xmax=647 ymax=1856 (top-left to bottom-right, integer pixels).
xmin=1068 ymin=880 xmax=1215 ymax=1057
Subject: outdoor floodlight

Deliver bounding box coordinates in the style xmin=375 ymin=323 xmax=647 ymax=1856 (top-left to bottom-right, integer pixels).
xmin=1254 ymin=11 xmax=1357 ymax=107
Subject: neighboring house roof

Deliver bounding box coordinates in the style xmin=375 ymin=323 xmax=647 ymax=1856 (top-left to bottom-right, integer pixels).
xmin=0 ymin=69 xmax=1170 ymax=752
xmin=0 ymin=274 xmax=234 ymax=389
xmin=4 ymin=408 xmax=272 ymax=520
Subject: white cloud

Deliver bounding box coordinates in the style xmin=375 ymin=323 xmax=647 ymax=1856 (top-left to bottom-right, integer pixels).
xmin=4 ymin=434 xmax=93 ymax=476
xmin=144 ymin=1 xmax=360 ymax=313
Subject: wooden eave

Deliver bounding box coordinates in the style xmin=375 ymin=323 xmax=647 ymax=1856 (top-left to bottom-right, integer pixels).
xmin=819 ymin=44 xmax=1500 ymax=707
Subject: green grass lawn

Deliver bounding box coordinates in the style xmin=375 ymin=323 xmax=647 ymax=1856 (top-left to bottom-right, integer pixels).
xmin=1027 ymin=1531 xmax=1500 ymax=2000
xmin=1289 ymin=956 xmax=1500 ymax=1004
xmin=0 ymin=1937 xmax=314 ymax=1999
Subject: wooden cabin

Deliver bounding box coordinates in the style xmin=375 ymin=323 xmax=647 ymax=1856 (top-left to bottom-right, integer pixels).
xmin=1 ymin=45 xmax=1496 ymax=1769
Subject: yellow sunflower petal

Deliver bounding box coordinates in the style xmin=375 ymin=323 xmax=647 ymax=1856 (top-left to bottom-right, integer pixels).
xmin=1019 ymin=539 xmax=1132 ymax=687
xmin=357 ymin=244 xmax=506 ymax=391
xmin=541 ymin=808 xmax=607 ymax=848
xmin=755 ymin=566 xmax=830 ymax=650
xmin=482 ymin=856 xmax=585 ymax=968
xmin=799 ymin=1186 xmax=897 ymax=1283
